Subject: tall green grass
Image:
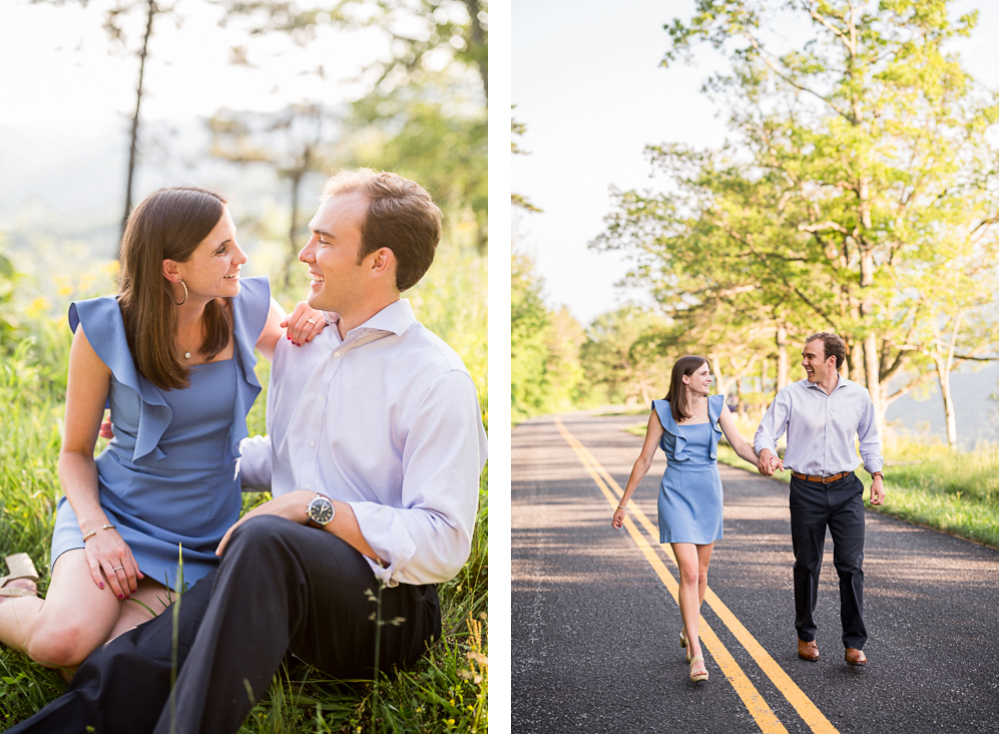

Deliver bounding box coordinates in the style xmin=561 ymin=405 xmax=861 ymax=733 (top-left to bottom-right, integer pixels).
xmin=0 ymin=244 xmax=488 ymax=731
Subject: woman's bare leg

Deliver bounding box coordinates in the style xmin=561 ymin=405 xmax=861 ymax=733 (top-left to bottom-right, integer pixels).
xmin=672 ymin=542 xmax=715 ymax=670
xmin=107 ymin=577 xmax=172 ymax=642
xmin=0 ymin=549 xmax=122 ymax=670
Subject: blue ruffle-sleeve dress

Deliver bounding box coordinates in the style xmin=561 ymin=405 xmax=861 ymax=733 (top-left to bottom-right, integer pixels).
xmin=651 ymin=394 xmax=726 ymax=545
xmin=50 ymin=276 xmax=271 ymax=591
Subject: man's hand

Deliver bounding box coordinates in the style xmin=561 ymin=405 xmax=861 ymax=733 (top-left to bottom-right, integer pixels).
xmin=757 ymin=449 xmax=785 ymax=475
xmin=215 ymin=490 xmax=313 ymax=556
xmin=869 ymin=475 xmax=885 ymax=506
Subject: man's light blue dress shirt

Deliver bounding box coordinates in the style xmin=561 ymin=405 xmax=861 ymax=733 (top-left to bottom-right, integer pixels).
xmin=239 ymin=299 xmax=487 ymax=587
xmin=754 ymin=376 xmax=884 ymax=477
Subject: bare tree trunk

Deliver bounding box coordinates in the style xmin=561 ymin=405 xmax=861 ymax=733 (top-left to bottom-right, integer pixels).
xmin=709 ymin=354 xmax=736 ymax=399
xmin=775 ymin=323 xmax=788 ymax=391
xmin=934 ymin=312 xmax=965 ymax=450
xmin=858 ymin=244 xmax=886 ymax=439
xmin=463 ymin=0 xmax=487 ymax=95
xmin=933 ymin=356 xmax=958 ymax=449
xmin=284 ymin=144 xmax=311 ymax=290
xmin=121 ymin=0 xmax=157 ymax=252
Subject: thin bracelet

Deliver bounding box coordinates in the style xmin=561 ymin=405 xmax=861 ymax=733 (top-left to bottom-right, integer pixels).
xmin=82 ymin=524 xmax=117 ymax=542
xmin=617 ymin=504 xmax=627 ymax=510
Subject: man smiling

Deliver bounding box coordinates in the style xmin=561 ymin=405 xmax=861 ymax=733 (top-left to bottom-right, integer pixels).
xmin=6 ymin=170 xmax=487 ymax=734
xmin=755 ymin=332 xmax=884 ymax=667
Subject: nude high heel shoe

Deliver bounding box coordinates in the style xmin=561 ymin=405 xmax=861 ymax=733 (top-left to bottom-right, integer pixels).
xmin=0 ymin=553 xmax=39 ymax=599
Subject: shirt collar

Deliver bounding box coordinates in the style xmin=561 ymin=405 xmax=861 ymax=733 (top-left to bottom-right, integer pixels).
xmin=804 ymin=373 xmax=850 ymax=392
xmin=322 ymin=298 xmax=416 ymax=339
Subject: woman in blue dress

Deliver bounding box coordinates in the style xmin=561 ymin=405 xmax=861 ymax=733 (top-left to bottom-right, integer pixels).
xmin=612 ymin=356 xmax=760 ymax=683
xmin=0 ymin=187 xmax=325 ymax=673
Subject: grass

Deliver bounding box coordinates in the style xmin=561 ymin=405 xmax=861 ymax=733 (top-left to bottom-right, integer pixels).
xmin=624 ymin=416 xmax=999 ymax=549
xmin=0 ymin=260 xmax=488 ymax=731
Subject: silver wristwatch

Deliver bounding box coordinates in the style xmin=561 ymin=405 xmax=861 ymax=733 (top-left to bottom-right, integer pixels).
xmin=306 ymin=494 xmax=335 ymax=528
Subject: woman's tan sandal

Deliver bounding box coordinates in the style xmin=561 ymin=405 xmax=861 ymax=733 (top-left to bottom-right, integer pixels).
xmin=689 ymin=655 xmax=709 ymax=682
xmin=680 ymin=629 xmax=692 ymax=663
xmin=0 ymin=553 xmax=39 ymax=598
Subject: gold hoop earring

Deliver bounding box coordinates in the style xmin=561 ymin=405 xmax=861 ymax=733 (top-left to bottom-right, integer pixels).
xmin=174 ymin=279 xmax=188 ymax=306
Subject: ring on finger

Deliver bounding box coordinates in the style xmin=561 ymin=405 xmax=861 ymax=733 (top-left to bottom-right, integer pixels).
xmin=306 ymin=317 xmax=317 ymax=325
xmin=112 ymin=566 xmax=125 ymax=571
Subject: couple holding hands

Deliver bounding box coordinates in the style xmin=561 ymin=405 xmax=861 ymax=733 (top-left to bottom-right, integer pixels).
xmin=0 ymin=169 xmax=487 ymax=733
xmin=613 ymin=334 xmax=885 ymax=682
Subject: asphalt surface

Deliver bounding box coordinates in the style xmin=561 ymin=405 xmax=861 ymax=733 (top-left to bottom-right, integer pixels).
xmin=511 ymin=412 xmax=999 ymax=734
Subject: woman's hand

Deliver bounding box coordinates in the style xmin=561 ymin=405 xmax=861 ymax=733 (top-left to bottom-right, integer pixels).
xmin=282 ymin=302 xmax=327 ymax=346
xmin=83 ymin=527 xmax=143 ymax=600
xmin=612 ymin=506 xmax=627 ymax=529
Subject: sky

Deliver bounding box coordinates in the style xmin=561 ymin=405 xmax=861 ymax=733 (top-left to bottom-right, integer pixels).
xmin=512 ymin=0 xmax=1000 ymax=327
xmin=0 ymin=0 xmax=392 ymax=229
xmin=0 ymin=0 xmax=384 ymax=134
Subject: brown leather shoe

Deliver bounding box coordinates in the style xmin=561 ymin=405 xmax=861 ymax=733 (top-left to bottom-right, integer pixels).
xmin=845 ymin=648 xmax=867 ymax=666
xmin=797 ymin=639 xmax=819 ymax=662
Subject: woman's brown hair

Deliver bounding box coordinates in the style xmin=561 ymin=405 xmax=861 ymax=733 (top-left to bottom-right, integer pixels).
xmin=664 ymin=355 xmax=710 ymax=424
xmin=117 ymin=187 xmax=233 ymax=390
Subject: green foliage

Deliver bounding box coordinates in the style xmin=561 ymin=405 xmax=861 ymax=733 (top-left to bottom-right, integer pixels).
xmin=511 ymin=251 xmax=590 ymax=422
xmin=596 ymin=0 xmax=999 ymax=433
xmin=580 ymin=307 xmax=677 ymax=408
xmin=217 ymin=0 xmax=489 ymax=254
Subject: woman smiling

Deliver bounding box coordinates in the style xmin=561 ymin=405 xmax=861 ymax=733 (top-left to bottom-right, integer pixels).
xmin=0 ymin=187 xmax=324 ymax=674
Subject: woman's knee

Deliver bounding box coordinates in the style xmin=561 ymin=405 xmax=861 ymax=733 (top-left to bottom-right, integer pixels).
xmin=679 ymin=567 xmax=700 ymax=586
xmin=26 ymin=615 xmax=105 ymax=668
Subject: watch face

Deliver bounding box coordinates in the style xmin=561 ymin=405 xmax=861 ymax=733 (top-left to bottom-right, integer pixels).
xmin=309 ymin=496 xmax=334 ymax=526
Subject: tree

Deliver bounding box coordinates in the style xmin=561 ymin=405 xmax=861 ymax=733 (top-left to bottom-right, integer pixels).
xmin=218 ymin=0 xmax=489 ymax=251
xmin=598 ymin=0 xmax=998 ymax=438
xmin=207 ymin=103 xmax=332 ymax=288
xmin=511 ymin=250 xmax=554 ymax=419
xmin=31 ymin=0 xmax=179 ymax=249
xmin=580 ymin=307 xmax=676 ymax=409
xmin=511 ymin=111 xmax=541 ymax=212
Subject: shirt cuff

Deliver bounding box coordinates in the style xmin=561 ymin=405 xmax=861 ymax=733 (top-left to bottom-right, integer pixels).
xmin=349 ymin=501 xmax=416 ymax=588
xmin=754 ymin=440 xmax=776 ymax=455
xmin=862 ymin=456 xmax=885 ymax=475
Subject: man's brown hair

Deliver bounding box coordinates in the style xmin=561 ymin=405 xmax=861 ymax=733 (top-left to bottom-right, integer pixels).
xmin=322 ymin=169 xmax=442 ymax=291
xmin=805 ymin=332 xmax=847 ymax=370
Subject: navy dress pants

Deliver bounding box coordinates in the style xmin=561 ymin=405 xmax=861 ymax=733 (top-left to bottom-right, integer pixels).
xmin=789 ymin=473 xmax=867 ymax=650
xmin=5 ymin=515 xmax=441 ymax=734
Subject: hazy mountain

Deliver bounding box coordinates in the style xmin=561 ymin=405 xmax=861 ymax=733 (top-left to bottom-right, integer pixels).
xmin=886 ymin=363 xmax=998 ymax=450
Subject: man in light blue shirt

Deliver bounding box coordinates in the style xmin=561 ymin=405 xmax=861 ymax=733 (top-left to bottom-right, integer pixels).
xmin=755 ymin=332 xmax=885 ymax=667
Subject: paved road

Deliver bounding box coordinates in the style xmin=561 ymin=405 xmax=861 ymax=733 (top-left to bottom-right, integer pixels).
xmin=511 ymin=412 xmax=999 ymax=734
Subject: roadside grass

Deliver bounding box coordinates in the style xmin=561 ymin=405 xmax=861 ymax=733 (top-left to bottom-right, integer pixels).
xmin=0 ymin=287 xmax=488 ymax=731
xmin=624 ymin=418 xmax=999 ymax=549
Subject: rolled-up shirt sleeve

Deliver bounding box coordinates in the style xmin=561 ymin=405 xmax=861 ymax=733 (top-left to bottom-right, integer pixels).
xmin=239 ymin=435 xmax=273 ymax=492
xmin=754 ymin=389 xmax=790 ymax=455
xmin=856 ymin=397 xmax=884 ymax=474
xmin=348 ymin=371 xmax=486 ymax=587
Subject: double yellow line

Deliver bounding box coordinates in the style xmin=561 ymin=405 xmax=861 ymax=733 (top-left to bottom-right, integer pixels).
xmin=554 ymin=418 xmax=838 ymax=734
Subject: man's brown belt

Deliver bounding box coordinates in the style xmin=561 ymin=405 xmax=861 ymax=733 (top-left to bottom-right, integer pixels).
xmin=792 ymin=471 xmax=849 ymax=483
